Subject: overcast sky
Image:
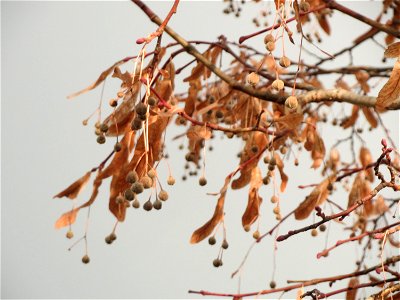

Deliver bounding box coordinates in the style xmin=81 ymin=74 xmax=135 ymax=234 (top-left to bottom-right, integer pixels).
xmin=2 ymin=1 xmax=399 ymax=299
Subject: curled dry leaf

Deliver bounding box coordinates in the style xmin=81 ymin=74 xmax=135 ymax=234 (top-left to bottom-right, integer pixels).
xmin=231 ymin=132 xmax=267 ymax=190
xmin=274 ymin=153 xmax=289 ymax=192
xmin=242 ymin=167 xmax=263 ymax=228
xmin=348 ymin=173 xmax=371 ymax=215
xmin=311 ymin=132 xmax=325 ymax=169
xmin=359 ymin=146 xmax=374 ymax=182
xmin=341 ymin=105 xmax=359 ymax=129
xmin=376 ymin=60 xmax=400 ymax=111
xmin=55 ymin=174 xmax=103 ymax=228
xmin=190 ymin=177 xmax=231 ymax=244
xmin=294 ymin=175 xmax=336 ymax=220
xmin=67 ymin=58 xmax=132 ymax=99
xmin=384 ymin=42 xmax=400 ymax=58
xmin=345 ymin=278 xmax=359 ymax=300
xmin=361 ymin=107 xmax=378 ymax=129
xmin=53 ymin=171 xmax=91 ymax=200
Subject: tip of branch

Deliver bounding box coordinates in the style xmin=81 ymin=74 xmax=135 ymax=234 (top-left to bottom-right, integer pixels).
xmin=238 ymin=36 xmax=246 ymax=44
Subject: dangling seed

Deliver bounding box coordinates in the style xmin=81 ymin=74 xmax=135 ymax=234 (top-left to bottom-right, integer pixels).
xmin=131 ymin=182 xmax=144 ymax=194
xmin=269 ymin=156 xmax=276 ymax=165
xmin=271 ymin=79 xmax=284 ymax=90
xmin=100 ymin=123 xmax=109 ymax=133
xmin=167 ymin=175 xmax=175 ymax=185
xmin=124 ymin=189 xmax=135 ymax=201
xmin=115 ymin=195 xmax=124 ymax=204
xmin=279 ymin=56 xmax=291 ymax=68
xmin=158 ymin=190 xmax=169 ymax=201
xmin=114 ymin=142 xmax=122 ymax=152
xmin=299 ymin=1 xmax=310 ymax=13
xmin=264 ymin=34 xmax=274 ymax=44
xmin=269 ymin=281 xmax=276 ymax=289
xmin=270 ymin=195 xmax=278 ymax=203
xmin=147 ymin=169 xmax=156 ymax=179
xmin=143 ymin=200 xmax=153 ymax=211
xmin=266 ymin=41 xmax=275 ymax=52
xmin=131 ymin=198 xmax=140 ymax=209
xmin=140 ymin=176 xmax=153 ymax=189
xmin=105 ymin=235 xmax=113 ymax=244
xmin=109 ymin=99 xmax=118 ymax=107
xmin=82 ymin=255 xmax=90 ymax=264
xmin=208 ymin=236 xmax=216 ymax=245
xmin=66 ymin=230 xmax=74 ymax=239
xmin=153 ymin=199 xmax=162 ymax=210
xmin=273 ymin=206 xmax=280 ymax=215
xmin=199 ymin=176 xmax=207 ymax=186
xmin=285 ymin=96 xmax=298 ymax=110
xmin=221 ymin=239 xmax=229 ymax=249
xmin=311 ymin=229 xmax=318 ymax=237
xmin=97 ymin=135 xmax=106 ymax=144
xmin=126 ymin=171 xmax=139 ymax=184
xmin=215 ymin=110 xmax=224 ymax=119
xmin=131 ymin=118 xmax=142 ymax=131
xmin=213 ymin=258 xmax=221 ymax=268
xmin=148 ymin=96 xmax=157 ymax=106
xmin=135 ymin=102 xmax=148 ymax=116
xmin=244 ymin=224 xmax=251 ymax=232
xmin=319 ymin=224 xmax=327 ymax=232
xmin=263 ymin=176 xmax=270 ymax=185
xmin=246 ymin=72 xmax=260 ymax=86
xmin=253 ymin=230 xmax=260 ymax=239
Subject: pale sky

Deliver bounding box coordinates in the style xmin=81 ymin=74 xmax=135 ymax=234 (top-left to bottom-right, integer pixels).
xmin=2 ymin=1 xmax=399 ymax=299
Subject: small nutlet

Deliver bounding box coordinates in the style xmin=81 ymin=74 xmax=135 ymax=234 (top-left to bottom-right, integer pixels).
xmin=269 ymin=281 xmax=276 ymax=289
xmin=279 ymin=56 xmax=291 ymax=68
xmin=212 ymin=258 xmax=221 ymax=268
xmin=271 ymin=79 xmax=284 ymax=90
xmin=265 ymin=41 xmax=275 ymax=52
xmin=167 ymin=175 xmax=176 ymax=186
xmin=131 ymin=198 xmax=140 ymax=209
xmin=253 ymin=230 xmax=260 ymax=240
xmin=96 ymin=135 xmax=106 ymax=144
xmin=299 ymin=1 xmax=310 ymax=13
xmin=147 ymin=96 xmax=157 ymax=107
xmin=100 ymin=123 xmax=109 ymax=133
xmin=66 ymin=230 xmax=74 ymax=239
xmin=82 ymin=255 xmax=90 ymax=264
xmin=221 ymin=239 xmax=229 ymax=249
xmin=270 ymin=195 xmax=278 ymax=204
xmin=135 ymin=102 xmax=148 ymax=116
xmin=131 ymin=182 xmax=144 ymax=194
xmin=199 ymin=176 xmax=207 ymax=186
xmin=126 ymin=170 xmax=139 ymax=184
xmin=147 ymin=169 xmax=156 ymax=179
xmin=158 ymin=190 xmax=169 ymax=201
xmin=319 ymin=224 xmax=327 ymax=232
xmin=140 ymin=176 xmax=153 ymax=189
xmin=153 ymin=199 xmax=162 ymax=210
xmin=208 ymin=236 xmax=216 ymax=245
xmin=114 ymin=142 xmax=122 ymax=152
xmin=143 ymin=200 xmax=153 ymax=211
xmin=285 ymin=96 xmax=298 ymax=110
xmin=311 ymin=229 xmax=318 ymax=237
xmin=131 ymin=118 xmax=143 ymax=131
xmin=273 ymin=206 xmax=280 ymax=215
xmin=246 ymin=72 xmax=260 ymax=86
xmin=264 ymin=34 xmax=274 ymax=44
xmin=124 ymin=189 xmax=135 ymax=201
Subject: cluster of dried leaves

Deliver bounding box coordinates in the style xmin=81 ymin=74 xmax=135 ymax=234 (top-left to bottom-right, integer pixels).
xmin=54 ymin=0 xmax=400 ymax=298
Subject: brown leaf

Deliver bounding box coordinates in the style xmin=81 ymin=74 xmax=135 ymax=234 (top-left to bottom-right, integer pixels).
xmin=347 ymin=173 xmax=363 ymax=208
xmin=373 ymin=195 xmax=389 ymax=215
xmin=361 ymin=107 xmax=378 ymax=129
xmin=231 ymin=132 xmax=267 ymax=190
xmin=316 ymin=13 xmax=331 ymax=35
xmin=376 ymin=60 xmax=400 ymax=111
xmin=190 ymin=177 xmax=230 ymax=244
xmin=311 ymin=133 xmax=325 ymax=169
xmin=294 ymin=175 xmax=336 ymax=220
xmin=53 ymin=171 xmax=91 ymax=200
xmin=345 ymin=278 xmax=359 ymax=300
xmin=359 ymin=147 xmax=374 ymax=182
xmin=274 ymin=153 xmax=289 ymax=192
xmin=275 ymin=112 xmax=303 ymax=131
xmin=242 ymin=168 xmax=263 ymax=228
xmin=384 ymin=42 xmax=400 ymax=58
xmin=341 ymin=105 xmax=360 ymax=129
xmin=67 ymin=58 xmax=132 ymax=99
xmin=55 ymin=174 xmax=103 ymax=228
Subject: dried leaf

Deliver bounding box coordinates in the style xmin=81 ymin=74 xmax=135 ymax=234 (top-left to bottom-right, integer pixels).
xmin=187 ymin=125 xmax=212 ymax=142
xmin=242 ymin=168 xmax=263 ymax=228
xmin=67 ymin=58 xmax=131 ymax=99
xmin=347 ymin=173 xmax=363 ymax=208
xmin=384 ymin=42 xmax=400 ymax=58
xmin=190 ymin=177 xmax=230 ymax=244
xmin=373 ymin=195 xmax=389 ymax=215
xmin=53 ymin=171 xmax=91 ymax=200
xmin=376 ymin=60 xmax=400 ymax=111
xmin=231 ymin=132 xmax=267 ymax=190
xmin=311 ymin=133 xmax=325 ymax=169
xmin=55 ymin=174 xmax=102 ymax=228
xmin=274 ymin=153 xmax=289 ymax=192
xmin=361 ymin=107 xmax=378 ymax=129
xmin=346 ymin=278 xmax=359 ymax=300
xmin=341 ymin=105 xmax=360 ymax=129
xmin=360 ymin=147 xmax=374 ymax=182
xmin=316 ymin=13 xmax=331 ymax=35
xmin=294 ymin=175 xmax=336 ymax=220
